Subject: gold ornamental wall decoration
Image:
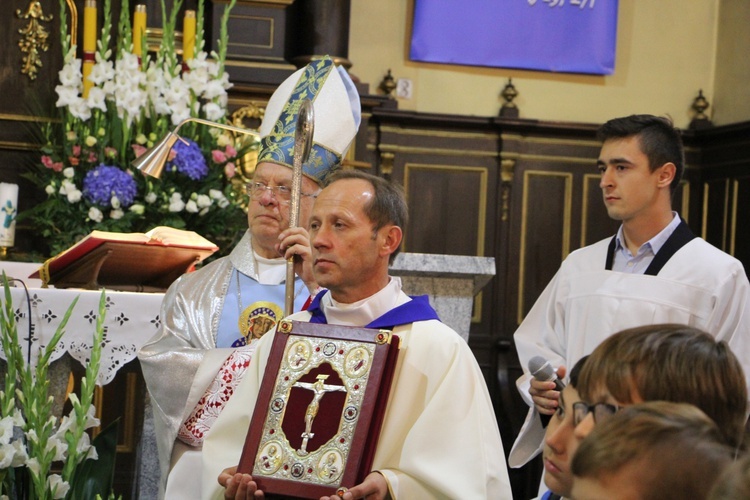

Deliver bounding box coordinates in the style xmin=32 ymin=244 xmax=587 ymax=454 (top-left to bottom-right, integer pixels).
xmin=16 ymin=0 xmax=54 ymax=80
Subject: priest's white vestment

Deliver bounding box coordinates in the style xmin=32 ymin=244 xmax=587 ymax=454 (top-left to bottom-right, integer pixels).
xmin=202 ymin=287 xmax=512 ymax=499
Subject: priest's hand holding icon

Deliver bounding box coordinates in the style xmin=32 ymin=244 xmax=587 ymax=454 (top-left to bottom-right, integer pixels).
xmin=219 ymin=466 xmax=265 ymax=499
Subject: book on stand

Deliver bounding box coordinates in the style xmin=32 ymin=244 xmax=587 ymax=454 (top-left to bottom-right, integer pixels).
xmin=31 ymin=226 xmax=219 ymax=292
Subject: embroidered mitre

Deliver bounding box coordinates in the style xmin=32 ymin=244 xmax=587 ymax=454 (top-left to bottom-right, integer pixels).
xmin=257 ymin=55 xmax=361 ymax=186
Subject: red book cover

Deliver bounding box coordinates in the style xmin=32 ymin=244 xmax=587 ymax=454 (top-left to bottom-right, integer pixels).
xmin=237 ymin=320 xmax=400 ymax=499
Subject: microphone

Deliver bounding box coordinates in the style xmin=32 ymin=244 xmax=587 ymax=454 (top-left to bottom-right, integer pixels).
xmin=528 ymin=356 xmax=565 ymax=392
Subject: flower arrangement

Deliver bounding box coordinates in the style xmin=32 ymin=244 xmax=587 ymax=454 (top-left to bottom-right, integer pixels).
xmin=0 ymin=275 xmax=116 ymax=499
xmin=22 ymin=0 xmax=252 ymax=257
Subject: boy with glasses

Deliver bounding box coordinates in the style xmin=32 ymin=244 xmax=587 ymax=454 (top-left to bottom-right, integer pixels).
xmin=539 ymin=356 xmax=588 ymax=500
xmin=573 ymin=323 xmax=747 ymax=451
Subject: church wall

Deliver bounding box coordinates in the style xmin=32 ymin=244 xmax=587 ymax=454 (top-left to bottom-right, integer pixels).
xmin=349 ymin=0 xmax=734 ymax=128
xmin=712 ymin=0 xmax=750 ymax=125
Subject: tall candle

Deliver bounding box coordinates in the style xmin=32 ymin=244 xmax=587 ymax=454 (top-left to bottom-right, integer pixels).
xmin=133 ymin=4 xmax=147 ymax=57
xmin=0 ymin=183 xmax=19 ymax=248
xmin=183 ymin=10 xmax=196 ymax=62
xmin=82 ymin=0 xmax=97 ymax=98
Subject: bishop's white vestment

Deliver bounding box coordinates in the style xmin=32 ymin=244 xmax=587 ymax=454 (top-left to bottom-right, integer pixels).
xmin=138 ymin=230 xmax=308 ymax=497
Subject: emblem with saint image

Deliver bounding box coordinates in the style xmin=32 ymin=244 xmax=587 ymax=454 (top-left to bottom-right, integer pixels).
xmin=237 ymin=320 xmax=400 ymax=499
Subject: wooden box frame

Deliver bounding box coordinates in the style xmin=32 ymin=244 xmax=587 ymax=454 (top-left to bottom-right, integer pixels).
xmin=237 ymin=319 xmax=400 ymax=498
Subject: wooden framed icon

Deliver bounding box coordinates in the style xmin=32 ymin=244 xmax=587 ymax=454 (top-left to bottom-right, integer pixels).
xmin=237 ymin=320 xmax=401 ymax=499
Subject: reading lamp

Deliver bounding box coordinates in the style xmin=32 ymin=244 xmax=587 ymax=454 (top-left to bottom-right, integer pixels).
xmin=131 ymin=117 xmax=261 ymax=178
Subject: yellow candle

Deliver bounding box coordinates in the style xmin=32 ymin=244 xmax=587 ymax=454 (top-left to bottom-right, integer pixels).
xmin=133 ymin=4 xmax=147 ymax=56
xmin=183 ymin=10 xmax=196 ymax=62
xmin=82 ymin=0 xmax=97 ymax=98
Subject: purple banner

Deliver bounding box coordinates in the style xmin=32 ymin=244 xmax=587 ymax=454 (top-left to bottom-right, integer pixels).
xmin=410 ymin=0 xmax=618 ymax=75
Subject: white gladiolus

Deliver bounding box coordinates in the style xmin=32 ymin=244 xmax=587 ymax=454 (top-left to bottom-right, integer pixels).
xmin=67 ymin=98 xmax=92 ymax=121
xmin=47 ymin=474 xmax=70 ymax=500
xmin=47 ymin=436 xmax=68 ymax=462
xmin=0 ymin=443 xmax=16 ymax=469
xmin=86 ymin=86 xmax=108 ymax=112
xmin=203 ymin=101 xmax=224 ymax=121
xmin=0 ymin=417 xmax=13 ymax=446
xmin=26 ymin=457 xmax=41 ymax=476
xmin=54 ymin=85 xmax=80 ymax=109
xmin=57 ymin=56 xmax=81 ymax=87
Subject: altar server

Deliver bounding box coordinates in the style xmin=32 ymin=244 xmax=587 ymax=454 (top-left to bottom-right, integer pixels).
xmin=510 ymin=114 xmax=750 ymax=467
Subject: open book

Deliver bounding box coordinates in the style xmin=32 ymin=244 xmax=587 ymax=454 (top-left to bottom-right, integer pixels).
xmin=32 ymin=226 xmax=219 ymax=291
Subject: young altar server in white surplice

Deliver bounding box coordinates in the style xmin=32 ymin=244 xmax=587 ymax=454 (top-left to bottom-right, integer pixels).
xmin=138 ymin=55 xmax=361 ymax=499
xmin=510 ymin=114 xmax=750 ymax=469
xmin=207 ymin=170 xmax=513 ymax=499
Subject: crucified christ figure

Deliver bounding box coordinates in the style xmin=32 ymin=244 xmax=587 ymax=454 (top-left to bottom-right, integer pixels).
xmin=293 ymin=374 xmax=346 ymax=455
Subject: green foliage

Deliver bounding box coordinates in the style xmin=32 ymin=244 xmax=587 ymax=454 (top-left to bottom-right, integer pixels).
xmin=0 ymin=275 xmax=118 ymax=499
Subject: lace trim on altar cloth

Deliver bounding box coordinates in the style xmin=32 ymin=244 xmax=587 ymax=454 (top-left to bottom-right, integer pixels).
xmin=0 ymin=287 xmax=162 ymax=385
xmin=178 ymin=343 xmax=257 ymax=446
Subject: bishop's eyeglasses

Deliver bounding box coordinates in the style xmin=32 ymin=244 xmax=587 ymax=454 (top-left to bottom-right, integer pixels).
xmin=572 ymin=401 xmax=620 ymax=426
xmin=246 ymin=181 xmax=318 ymax=204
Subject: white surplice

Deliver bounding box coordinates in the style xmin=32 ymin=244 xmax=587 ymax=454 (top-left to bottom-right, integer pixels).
xmin=509 ymin=236 xmax=750 ymax=467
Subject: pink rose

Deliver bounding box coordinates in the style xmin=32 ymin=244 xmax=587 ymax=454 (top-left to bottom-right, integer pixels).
xmin=68 ymin=156 xmax=80 ymax=166
xmin=52 ymin=161 xmax=63 ymax=172
xmin=132 ymin=144 xmax=147 ymax=158
xmin=41 ymin=155 xmax=54 ymax=169
xmin=87 ymin=151 xmax=98 ymax=163
xmin=224 ymin=162 xmax=236 ymax=178
xmin=225 ymin=145 xmax=237 ymax=159
xmin=212 ymin=150 xmax=227 ymax=163
xmin=72 ymin=145 xmax=81 ymax=157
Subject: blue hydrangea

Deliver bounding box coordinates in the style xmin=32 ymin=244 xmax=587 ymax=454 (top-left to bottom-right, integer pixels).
xmin=169 ymin=138 xmax=209 ymax=180
xmin=82 ymin=164 xmax=138 ymax=207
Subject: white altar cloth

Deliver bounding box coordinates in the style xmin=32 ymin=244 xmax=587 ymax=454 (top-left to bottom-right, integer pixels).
xmin=0 ymin=285 xmax=163 ymax=385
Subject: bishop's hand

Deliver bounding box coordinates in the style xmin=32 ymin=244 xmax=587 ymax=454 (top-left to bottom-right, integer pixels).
xmin=277 ymin=226 xmax=317 ymax=294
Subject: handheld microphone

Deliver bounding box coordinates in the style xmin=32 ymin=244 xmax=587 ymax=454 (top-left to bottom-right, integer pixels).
xmin=528 ymin=356 xmax=565 ymax=392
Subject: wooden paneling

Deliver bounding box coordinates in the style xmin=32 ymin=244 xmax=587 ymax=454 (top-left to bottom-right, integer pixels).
xmin=732 ymin=176 xmax=750 ymax=264
xmin=403 ymin=163 xmax=487 ymax=256
xmin=517 ymin=170 xmax=571 ymax=321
